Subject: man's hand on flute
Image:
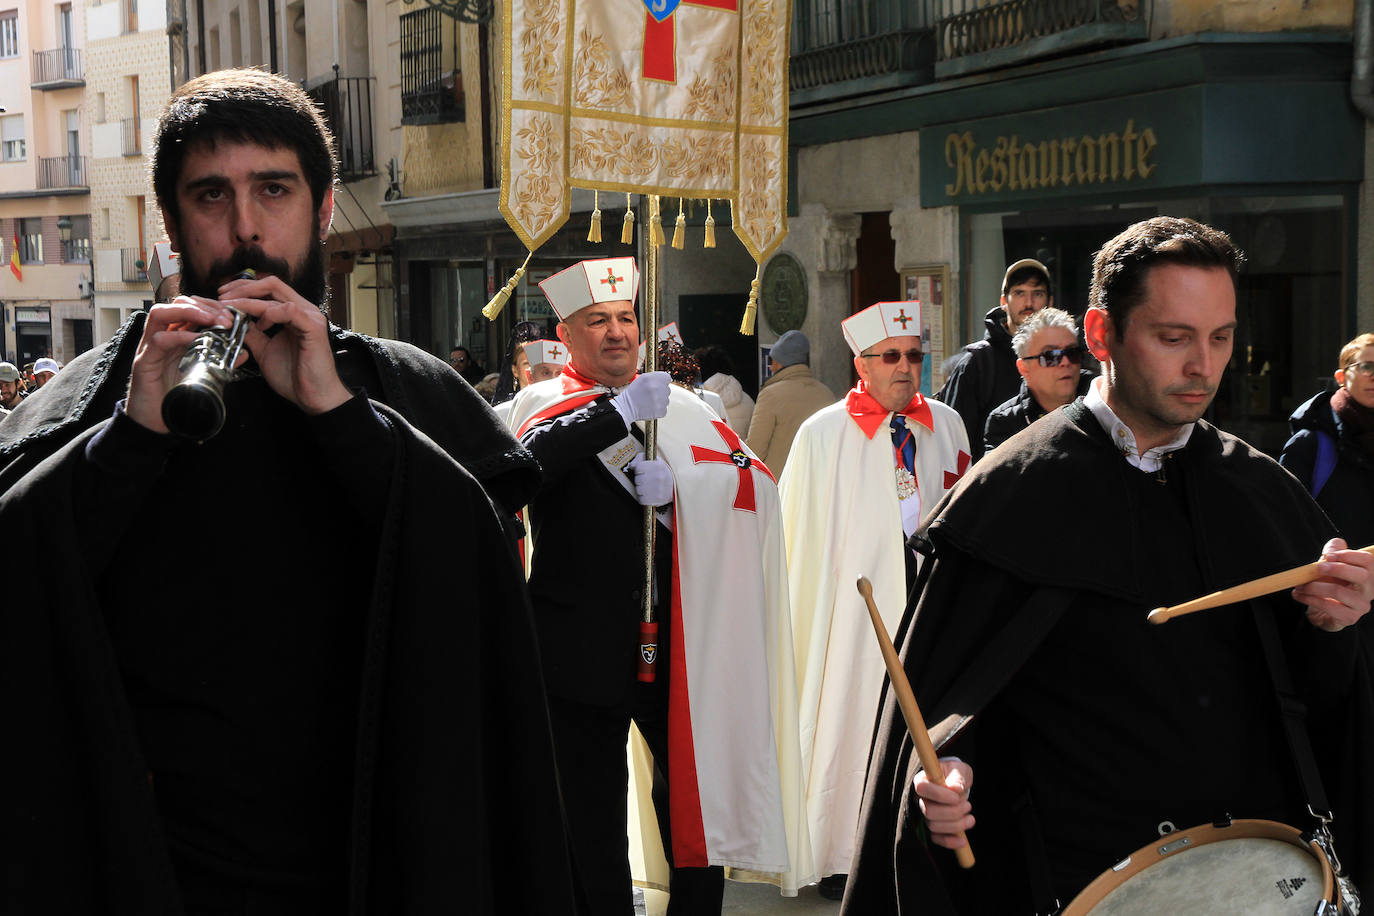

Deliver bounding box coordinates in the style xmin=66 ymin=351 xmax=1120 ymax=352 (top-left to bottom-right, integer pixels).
xmin=1292 ymin=538 xmax=1374 ymax=632
xmin=915 ymin=758 xmax=975 ymax=851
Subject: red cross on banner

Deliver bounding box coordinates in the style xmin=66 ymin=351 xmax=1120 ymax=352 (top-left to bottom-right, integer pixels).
xmin=690 ymin=420 xmax=775 ymax=512
xmin=642 ymin=0 xmax=740 ymax=83
xmin=600 ymin=267 xmax=624 ymax=293
xmin=943 ymin=450 xmax=971 ymax=490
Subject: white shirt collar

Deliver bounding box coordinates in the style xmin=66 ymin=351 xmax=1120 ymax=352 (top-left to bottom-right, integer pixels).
xmin=1084 ymin=377 xmax=1193 ymax=473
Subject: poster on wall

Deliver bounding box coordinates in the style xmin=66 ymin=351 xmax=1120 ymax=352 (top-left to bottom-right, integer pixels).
xmin=902 ymin=265 xmax=951 ymax=394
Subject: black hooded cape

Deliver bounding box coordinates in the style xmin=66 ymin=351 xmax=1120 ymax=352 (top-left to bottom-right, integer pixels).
xmin=843 ymin=404 xmax=1374 ymax=914
xmin=1 ymin=314 xmax=580 ymax=914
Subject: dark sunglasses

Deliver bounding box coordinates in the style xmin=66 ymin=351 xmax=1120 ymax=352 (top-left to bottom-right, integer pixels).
xmin=861 ymin=348 xmax=924 ymax=365
xmin=1020 ymin=345 xmax=1084 ymax=368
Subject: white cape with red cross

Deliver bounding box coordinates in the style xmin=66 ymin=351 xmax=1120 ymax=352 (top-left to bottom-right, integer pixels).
xmin=507 ymin=377 xmax=814 ymax=895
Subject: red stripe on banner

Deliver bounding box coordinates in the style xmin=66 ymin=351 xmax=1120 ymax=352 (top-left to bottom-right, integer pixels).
xmin=515 ymin=391 xmax=604 ymax=438
xmin=668 ymin=523 xmax=709 ymax=867
xmin=643 ymin=13 xmax=676 ymax=82
xmin=688 ymin=0 xmax=739 ymax=9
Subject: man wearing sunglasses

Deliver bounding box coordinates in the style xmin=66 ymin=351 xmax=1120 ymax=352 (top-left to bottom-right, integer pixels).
xmin=936 ymin=258 xmax=1053 ymax=461
xmin=779 ymin=300 xmax=969 ymax=899
xmin=846 ymin=217 xmax=1374 ymax=914
xmin=983 ymin=307 xmax=1095 ymax=453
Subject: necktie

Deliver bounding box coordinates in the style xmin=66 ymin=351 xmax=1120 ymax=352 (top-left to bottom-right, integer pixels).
xmin=890 ymin=415 xmax=915 ymax=472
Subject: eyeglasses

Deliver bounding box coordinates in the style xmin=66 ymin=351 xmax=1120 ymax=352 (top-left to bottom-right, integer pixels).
xmin=1019 ymin=345 xmax=1084 ymax=368
xmin=1343 ymin=361 xmax=1374 ymax=378
xmin=861 ymin=348 xmax=925 ymax=365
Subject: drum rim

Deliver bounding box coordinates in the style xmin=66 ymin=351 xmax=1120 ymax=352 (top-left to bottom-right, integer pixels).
xmin=1061 ymin=818 xmax=1337 ymax=915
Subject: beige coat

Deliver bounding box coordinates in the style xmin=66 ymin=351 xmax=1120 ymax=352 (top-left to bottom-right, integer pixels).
xmin=746 ymin=364 xmax=836 ymax=475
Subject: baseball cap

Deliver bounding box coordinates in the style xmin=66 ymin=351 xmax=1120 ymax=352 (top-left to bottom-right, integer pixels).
xmin=1002 ymin=258 xmax=1051 ymax=296
xmin=0 ymin=362 xmax=19 ymax=382
xmin=33 ymin=357 xmax=59 ymax=375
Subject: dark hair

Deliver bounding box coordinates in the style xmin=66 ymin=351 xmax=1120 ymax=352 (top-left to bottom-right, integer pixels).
xmin=492 ymin=320 xmax=550 ymax=405
xmin=1002 ymin=264 xmax=1051 ymax=297
xmin=152 ymin=69 xmax=337 ymax=229
xmin=695 ymin=345 xmax=734 ymax=381
xmin=659 ymin=341 xmax=701 ymax=386
xmin=1090 ymin=216 xmax=1244 ymax=337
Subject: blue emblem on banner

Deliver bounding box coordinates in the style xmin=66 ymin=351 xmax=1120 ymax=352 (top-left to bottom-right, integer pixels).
xmin=642 ymin=0 xmax=681 ymax=23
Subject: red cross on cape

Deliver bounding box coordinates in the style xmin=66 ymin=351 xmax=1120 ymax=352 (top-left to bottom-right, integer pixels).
xmin=689 ymin=420 xmax=775 ymax=512
xmin=943 ymin=450 xmax=971 ymax=490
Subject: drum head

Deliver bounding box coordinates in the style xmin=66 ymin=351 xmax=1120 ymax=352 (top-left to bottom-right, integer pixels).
xmin=1066 ymin=821 xmax=1336 ymax=916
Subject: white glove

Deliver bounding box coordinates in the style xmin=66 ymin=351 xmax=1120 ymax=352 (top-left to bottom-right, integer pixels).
xmin=611 ymin=371 xmax=670 ymax=429
xmin=627 ymin=455 xmax=674 ymax=506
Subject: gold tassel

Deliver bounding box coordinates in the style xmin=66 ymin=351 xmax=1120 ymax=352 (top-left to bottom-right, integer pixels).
xmin=704 ymin=199 xmax=716 ymax=249
xmin=649 ymin=195 xmax=665 ymax=247
xmin=587 ymin=190 xmax=602 ymax=243
xmin=483 ymin=250 xmax=534 ymax=320
xmin=621 ymin=193 xmax=635 ymax=244
xmin=672 ymin=198 xmax=686 ymax=249
xmin=739 ymin=266 xmax=760 ymax=335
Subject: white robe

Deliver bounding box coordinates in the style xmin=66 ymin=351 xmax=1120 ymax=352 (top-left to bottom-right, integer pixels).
xmin=508 ymin=376 xmax=814 ymax=899
xmin=778 ymin=395 xmax=969 ymax=878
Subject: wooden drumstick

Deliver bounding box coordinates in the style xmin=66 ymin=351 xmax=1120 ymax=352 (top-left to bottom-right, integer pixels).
xmin=856 ymin=577 xmax=975 ymax=869
xmin=1147 ymin=544 xmax=1374 ymax=624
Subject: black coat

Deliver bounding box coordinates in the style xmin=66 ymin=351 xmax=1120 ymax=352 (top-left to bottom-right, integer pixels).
xmin=843 ymin=405 xmax=1374 ymax=914
xmin=1280 ymin=389 xmax=1374 ymax=549
xmin=0 ymin=315 xmax=579 ymax=915
xmin=935 ymin=307 xmax=1021 ymax=462
xmin=981 ymin=369 xmax=1095 ymax=455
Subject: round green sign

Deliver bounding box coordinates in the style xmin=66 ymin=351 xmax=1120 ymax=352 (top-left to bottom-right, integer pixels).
xmin=761 ymin=252 xmax=807 ymax=333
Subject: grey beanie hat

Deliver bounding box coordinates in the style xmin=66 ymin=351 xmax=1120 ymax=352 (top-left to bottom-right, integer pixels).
xmin=770 ymin=330 xmax=810 ymax=368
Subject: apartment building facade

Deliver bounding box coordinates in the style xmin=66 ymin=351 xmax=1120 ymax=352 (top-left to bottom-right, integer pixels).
xmin=0 ymin=0 xmax=90 ymax=367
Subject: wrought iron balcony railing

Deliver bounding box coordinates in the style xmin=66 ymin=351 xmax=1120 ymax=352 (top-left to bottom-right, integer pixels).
xmin=307 ymin=69 xmax=377 ymax=181
xmin=62 ymin=238 xmax=91 ymax=264
xmin=38 ymin=155 xmax=87 ymax=189
xmin=400 ymin=7 xmax=465 ymax=125
xmin=32 ymin=47 xmax=84 ymax=88
xmin=935 ymin=0 xmax=1148 ymax=74
xmin=790 ymin=0 xmax=935 ymax=97
xmin=122 ymin=117 xmax=141 ymax=156
xmin=121 ymin=247 xmax=147 ymax=283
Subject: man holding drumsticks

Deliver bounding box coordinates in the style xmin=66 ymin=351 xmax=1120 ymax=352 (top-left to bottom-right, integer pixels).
xmin=845 ymin=216 xmax=1374 ymax=914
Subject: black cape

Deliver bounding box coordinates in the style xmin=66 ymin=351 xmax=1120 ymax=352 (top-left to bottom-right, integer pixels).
xmin=1 ymin=315 xmax=579 ymax=915
xmin=843 ymin=404 xmax=1374 ymax=914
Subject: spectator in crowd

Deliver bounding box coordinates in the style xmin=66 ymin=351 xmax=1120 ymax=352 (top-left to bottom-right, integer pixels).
xmin=936 ymin=258 xmax=1052 ymax=460
xmin=697 ymin=344 xmax=754 ymax=434
xmin=746 ymin=330 xmax=836 ymax=476
xmin=32 ymin=357 xmax=59 ymax=388
xmin=449 ymin=344 xmax=486 ymax=386
xmin=779 ymin=301 xmax=969 ymax=901
xmin=845 ymin=216 xmax=1374 ymax=914
xmin=0 ymin=362 xmax=24 ymax=411
xmin=0 ymin=68 xmax=577 ymax=915
xmin=983 ymin=307 xmax=1095 ymax=453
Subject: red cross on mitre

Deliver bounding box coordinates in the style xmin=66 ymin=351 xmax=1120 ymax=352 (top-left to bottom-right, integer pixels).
xmin=549 ymin=345 xmax=562 ymax=360
xmin=893 ymin=308 xmax=913 ymax=330
xmin=690 ymin=419 xmax=775 ymax=512
xmin=642 ymin=0 xmax=740 ymax=84
xmin=599 ymin=267 xmax=624 ymax=294
xmin=943 ymin=450 xmax=971 ymax=490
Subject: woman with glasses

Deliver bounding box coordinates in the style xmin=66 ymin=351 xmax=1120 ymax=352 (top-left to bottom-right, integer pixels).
xmin=1281 ymin=332 xmax=1374 ymax=551
xmin=983 ymin=308 xmax=1096 ymax=454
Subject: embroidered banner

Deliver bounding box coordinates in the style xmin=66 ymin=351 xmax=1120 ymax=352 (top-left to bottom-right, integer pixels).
xmin=500 ymin=0 xmax=790 ymax=263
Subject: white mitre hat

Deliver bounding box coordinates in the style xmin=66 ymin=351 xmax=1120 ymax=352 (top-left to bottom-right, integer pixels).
xmin=539 ymin=257 xmax=640 ymax=321
xmin=841 ymin=300 xmax=923 ymax=355
xmin=637 ymin=322 xmax=684 ymax=363
xmin=523 ymin=339 xmax=569 ymax=369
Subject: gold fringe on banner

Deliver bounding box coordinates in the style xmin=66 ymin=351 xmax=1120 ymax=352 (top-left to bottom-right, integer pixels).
xmin=588 ymin=189 xmax=602 ymax=243
xmin=739 ymin=265 xmax=761 ymax=335
xmin=672 ymin=198 xmax=686 ymax=249
xmin=621 ymin=193 xmax=635 ymax=244
xmin=704 ymin=199 xmax=716 ymax=249
xmin=649 ymin=195 xmax=666 ymax=248
xmin=483 ymin=249 xmax=534 ymax=321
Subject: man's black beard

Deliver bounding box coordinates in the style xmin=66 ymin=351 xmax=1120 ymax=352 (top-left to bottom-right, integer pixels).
xmin=177 ymin=240 xmax=328 ymax=312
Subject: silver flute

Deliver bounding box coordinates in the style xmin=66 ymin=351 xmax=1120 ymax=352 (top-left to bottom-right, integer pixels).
xmin=160 ymin=271 xmax=256 ymax=442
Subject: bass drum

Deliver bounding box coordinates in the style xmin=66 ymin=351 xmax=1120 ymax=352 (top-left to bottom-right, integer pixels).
xmin=1062 ymin=819 xmax=1343 ymax=915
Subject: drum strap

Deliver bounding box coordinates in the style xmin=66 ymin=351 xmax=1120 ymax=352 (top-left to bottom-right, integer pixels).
xmin=1249 ymin=602 xmax=1334 ymax=821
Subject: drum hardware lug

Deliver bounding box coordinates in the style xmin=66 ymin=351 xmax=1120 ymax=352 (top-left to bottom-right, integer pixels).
xmin=1212 ymin=813 xmax=1233 ymax=829
xmin=1156 ymin=820 xmax=1177 ymax=837
xmin=1157 ymin=835 xmax=1192 ymax=856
